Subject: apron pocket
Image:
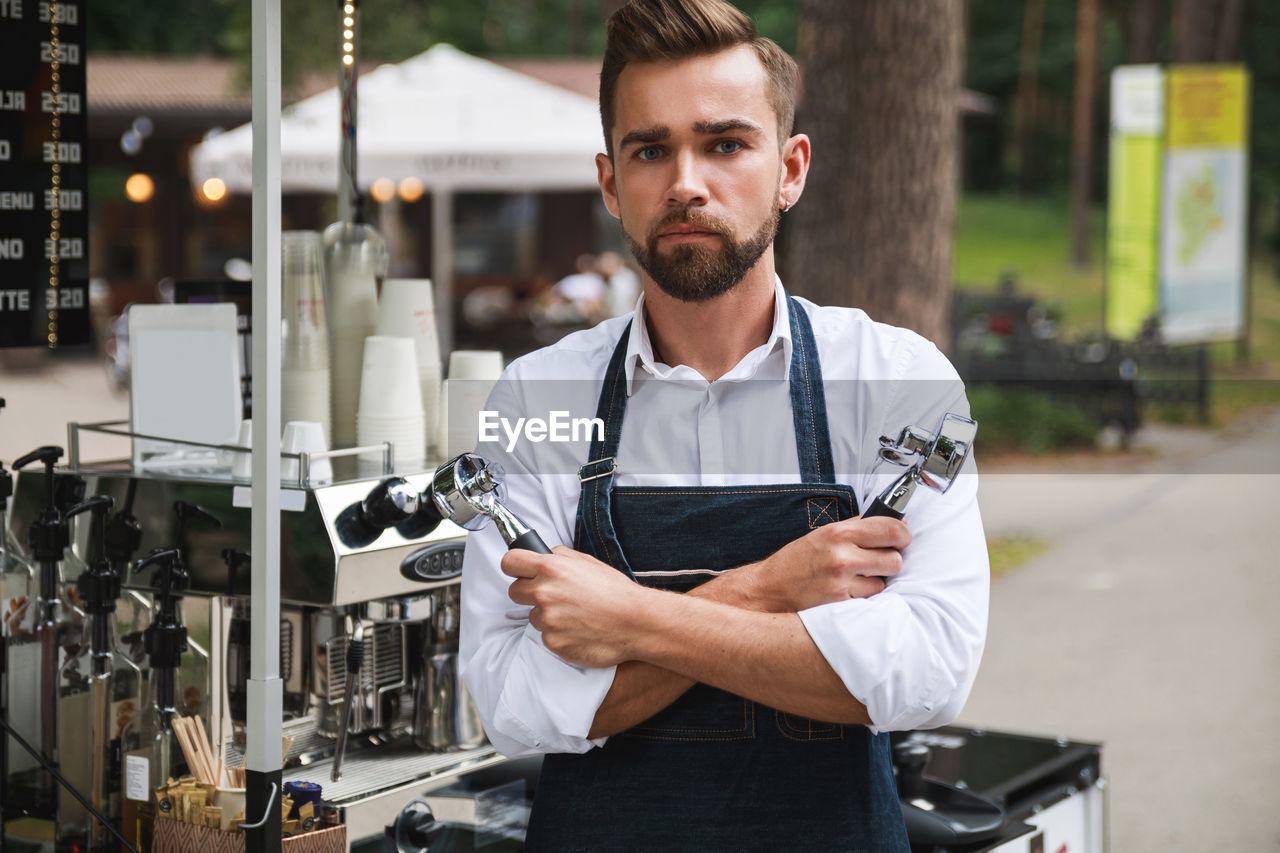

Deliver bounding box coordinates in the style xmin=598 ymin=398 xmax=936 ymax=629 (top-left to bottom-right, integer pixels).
xmin=622 ymin=685 xmax=756 ymax=742
xmin=775 ymin=711 xmax=845 ymax=741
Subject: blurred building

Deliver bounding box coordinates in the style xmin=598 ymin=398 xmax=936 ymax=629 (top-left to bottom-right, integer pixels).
xmin=85 ymin=53 xmax=613 ymax=349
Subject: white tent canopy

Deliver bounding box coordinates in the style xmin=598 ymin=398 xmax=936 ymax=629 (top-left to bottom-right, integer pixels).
xmin=191 ymin=43 xmax=604 ymax=193
xmin=191 ymin=44 xmax=606 ymax=351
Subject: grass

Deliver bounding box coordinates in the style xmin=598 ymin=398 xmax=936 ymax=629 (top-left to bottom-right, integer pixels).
xmin=953 ymin=194 xmax=1108 ymax=332
xmin=953 ymin=193 xmax=1280 ymax=425
xmin=986 ymin=535 xmax=1052 ymax=579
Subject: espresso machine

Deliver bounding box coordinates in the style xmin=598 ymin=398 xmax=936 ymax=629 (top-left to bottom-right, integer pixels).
xmin=5 ymin=424 xmax=513 ymax=845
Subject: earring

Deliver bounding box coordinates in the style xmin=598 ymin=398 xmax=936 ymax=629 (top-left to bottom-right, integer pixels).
xmin=781 ymin=198 xmax=792 ymax=213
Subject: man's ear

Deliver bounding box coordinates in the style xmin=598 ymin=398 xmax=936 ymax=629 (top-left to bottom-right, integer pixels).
xmin=597 ymin=152 xmax=621 ymax=219
xmin=779 ymin=133 xmax=810 ymax=209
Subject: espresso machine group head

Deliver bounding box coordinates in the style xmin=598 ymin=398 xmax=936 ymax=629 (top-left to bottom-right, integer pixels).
xmin=863 ymin=413 xmax=978 ymax=520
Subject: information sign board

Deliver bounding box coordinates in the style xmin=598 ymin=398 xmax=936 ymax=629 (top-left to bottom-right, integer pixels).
xmin=1158 ymin=65 xmax=1249 ymax=344
xmin=0 ymin=0 xmax=89 ymax=349
xmin=1106 ymin=65 xmax=1164 ymax=339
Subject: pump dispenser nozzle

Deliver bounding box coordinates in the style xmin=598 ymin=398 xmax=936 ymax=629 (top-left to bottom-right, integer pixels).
xmin=103 ymin=479 xmax=143 ymax=576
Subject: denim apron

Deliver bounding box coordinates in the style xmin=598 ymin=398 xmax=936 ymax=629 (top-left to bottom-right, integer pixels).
xmin=524 ymin=296 xmax=909 ymax=851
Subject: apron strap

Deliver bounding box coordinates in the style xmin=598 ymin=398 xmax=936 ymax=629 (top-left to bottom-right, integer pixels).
xmin=787 ymin=295 xmax=837 ymax=484
xmin=576 ymin=319 xmax=635 ymax=576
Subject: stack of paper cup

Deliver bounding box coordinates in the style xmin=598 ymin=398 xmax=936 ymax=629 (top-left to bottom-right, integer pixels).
xmin=443 ymin=350 xmax=504 ymax=459
xmin=376 ymin=278 xmax=443 ymax=460
xmin=282 ymin=231 xmax=331 ymax=444
xmin=356 ymin=336 xmax=426 ymax=476
xmin=324 ymin=221 xmax=387 ymax=450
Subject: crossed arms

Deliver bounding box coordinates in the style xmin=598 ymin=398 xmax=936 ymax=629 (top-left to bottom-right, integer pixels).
xmin=500 ymin=516 xmax=912 ymax=736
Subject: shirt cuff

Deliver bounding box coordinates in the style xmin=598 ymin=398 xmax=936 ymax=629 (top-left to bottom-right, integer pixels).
xmin=490 ymin=624 xmax=615 ymax=755
xmin=798 ymin=596 xmax=955 ymax=733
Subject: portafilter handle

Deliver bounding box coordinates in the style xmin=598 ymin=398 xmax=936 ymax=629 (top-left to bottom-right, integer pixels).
xmin=862 ymin=412 xmax=978 ymax=520
xmin=429 ymin=453 xmax=551 ymax=554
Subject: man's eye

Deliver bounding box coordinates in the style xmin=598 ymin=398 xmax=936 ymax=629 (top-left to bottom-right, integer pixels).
xmin=637 ymin=146 xmax=662 ymax=161
xmin=714 ymin=140 xmax=742 ymax=154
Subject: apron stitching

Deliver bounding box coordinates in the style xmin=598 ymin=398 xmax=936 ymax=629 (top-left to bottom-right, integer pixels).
xmin=631 ymin=700 xmax=753 ymax=736
xmin=807 ymin=498 xmax=836 ymax=528
xmin=592 ymin=475 xmax=616 ymax=566
xmin=776 ymin=710 xmax=845 ymax=741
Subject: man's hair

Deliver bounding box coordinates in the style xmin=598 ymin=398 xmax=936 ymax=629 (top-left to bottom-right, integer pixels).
xmin=599 ymin=0 xmax=799 ymax=156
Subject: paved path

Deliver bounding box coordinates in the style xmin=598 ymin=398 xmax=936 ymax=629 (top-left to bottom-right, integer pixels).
xmin=968 ymin=409 xmax=1280 ymax=851
xmin=1 ymin=352 xmax=129 ymax=462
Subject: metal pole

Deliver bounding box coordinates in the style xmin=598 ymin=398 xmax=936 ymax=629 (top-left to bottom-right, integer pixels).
xmin=338 ymin=0 xmax=360 ymax=223
xmin=432 ymin=188 xmax=454 ymax=357
xmin=249 ymin=0 xmax=284 ymax=850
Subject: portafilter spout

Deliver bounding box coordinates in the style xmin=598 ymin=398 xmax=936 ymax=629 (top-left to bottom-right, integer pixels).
xmin=862 ymin=412 xmax=978 ymax=520
xmin=429 ymin=453 xmax=551 ymax=554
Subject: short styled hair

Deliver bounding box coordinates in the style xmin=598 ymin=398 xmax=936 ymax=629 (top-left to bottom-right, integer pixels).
xmin=599 ymin=0 xmax=799 ymax=156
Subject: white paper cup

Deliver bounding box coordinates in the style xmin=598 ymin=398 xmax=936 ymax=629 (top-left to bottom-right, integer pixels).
xmin=213 ymin=786 xmax=245 ymax=830
xmin=357 ymin=335 xmax=425 ymax=473
xmin=377 ymin=278 xmax=437 ymax=345
xmin=378 ymin=278 xmax=442 ymax=456
xmin=447 ymin=350 xmax=503 ymax=381
xmin=358 ymin=336 xmax=424 ymax=417
xmin=282 ymin=421 xmax=332 ymax=486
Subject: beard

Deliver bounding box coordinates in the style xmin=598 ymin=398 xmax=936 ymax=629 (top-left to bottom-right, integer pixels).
xmin=624 ymin=202 xmax=779 ymax=303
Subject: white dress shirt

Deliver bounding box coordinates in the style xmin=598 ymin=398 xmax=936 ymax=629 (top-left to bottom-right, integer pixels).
xmin=459 ymin=277 xmax=989 ymax=758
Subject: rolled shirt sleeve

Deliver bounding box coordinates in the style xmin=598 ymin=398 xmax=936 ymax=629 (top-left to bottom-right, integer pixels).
xmin=798 ymin=466 xmax=988 ymax=732
xmin=803 ymin=326 xmax=990 ymax=732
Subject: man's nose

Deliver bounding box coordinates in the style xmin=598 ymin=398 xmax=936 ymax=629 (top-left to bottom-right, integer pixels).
xmin=666 ymin=149 xmax=708 ymax=207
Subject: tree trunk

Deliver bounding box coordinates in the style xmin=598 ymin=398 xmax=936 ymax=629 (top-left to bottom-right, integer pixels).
xmin=787 ymin=0 xmax=962 ymax=350
xmin=1213 ymin=0 xmax=1247 ymax=60
xmin=1014 ymin=0 xmax=1045 ymax=195
xmin=1126 ymin=0 xmax=1163 ymax=63
xmin=1172 ymin=0 xmax=1222 ymax=62
xmin=1069 ymin=0 xmax=1099 ymax=268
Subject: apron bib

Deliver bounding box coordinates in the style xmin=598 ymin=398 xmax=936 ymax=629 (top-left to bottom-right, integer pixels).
xmin=525 ymin=295 xmax=909 ymax=852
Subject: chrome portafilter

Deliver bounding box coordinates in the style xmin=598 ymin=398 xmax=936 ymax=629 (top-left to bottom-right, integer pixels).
xmin=429 ymin=453 xmax=552 ymax=553
xmin=862 ymin=412 xmax=978 ymax=520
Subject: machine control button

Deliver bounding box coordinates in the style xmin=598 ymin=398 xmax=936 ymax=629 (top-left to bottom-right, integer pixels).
xmin=400 ymin=541 xmax=465 ymax=583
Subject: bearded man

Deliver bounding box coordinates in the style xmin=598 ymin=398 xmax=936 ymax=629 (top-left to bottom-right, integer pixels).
xmin=458 ymin=1 xmax=989 ymax=849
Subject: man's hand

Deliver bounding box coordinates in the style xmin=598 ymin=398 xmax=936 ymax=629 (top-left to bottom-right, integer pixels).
xmin=736 ymin=516 xmax=911 ymax=612
xmin=502 ymin=546 xmax=648 ymax=668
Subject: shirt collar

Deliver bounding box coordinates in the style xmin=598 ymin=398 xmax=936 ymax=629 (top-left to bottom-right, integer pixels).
xmin=623 ymin=275 xmax=793 ymax=395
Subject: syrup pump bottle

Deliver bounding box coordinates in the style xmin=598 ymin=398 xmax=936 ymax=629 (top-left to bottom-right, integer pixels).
xmin=10 ymin=445 xmax=72 ymax=814
xmin=55 ymin=495 xmax=145 ymax=851
xmin=104 ymin=479 xmax=149 ymax=668
xmin=2 ymin=406 xmax=36 ymax=835
xmin=123 ymin=502 xmax=220 ymax=845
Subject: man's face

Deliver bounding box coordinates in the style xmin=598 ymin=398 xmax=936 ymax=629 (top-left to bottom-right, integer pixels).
xmin=597 ymin=45 xmax=791 ymax=303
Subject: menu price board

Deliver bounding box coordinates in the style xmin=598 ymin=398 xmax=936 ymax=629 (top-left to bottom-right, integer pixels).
xmin=0 ymin=0 xmax=89 ymax=349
